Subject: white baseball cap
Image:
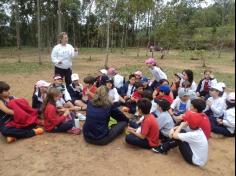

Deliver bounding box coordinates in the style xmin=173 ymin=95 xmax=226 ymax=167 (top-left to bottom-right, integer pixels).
xmin=100 ymin=69 xmax=108 ymax=75
xmin=211 ymin=83 xmax=223 ymax=92
xmin=227 ymin=92 xmax=235 ymax=103
xmin=71 ymin=73 xmax=80 ymax=81
xmin=36 ymin=80 xmax=51 ymax=88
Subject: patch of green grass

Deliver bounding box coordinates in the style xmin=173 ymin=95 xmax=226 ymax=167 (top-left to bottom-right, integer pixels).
xmin=0 ymin=62 xmax=52 ymax=74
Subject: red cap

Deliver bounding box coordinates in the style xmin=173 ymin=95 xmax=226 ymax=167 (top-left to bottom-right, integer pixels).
xmin=182 ymin=111 xmax=203 ymax=129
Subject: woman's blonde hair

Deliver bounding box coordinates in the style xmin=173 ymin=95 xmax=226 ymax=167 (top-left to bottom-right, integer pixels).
xmin=42 ymin=87 xmax=61 ymax=112
xmin=92 ymin=86 xmax=112 ymax=107
xmin=57 ymin=32 xmax=67 ymax=44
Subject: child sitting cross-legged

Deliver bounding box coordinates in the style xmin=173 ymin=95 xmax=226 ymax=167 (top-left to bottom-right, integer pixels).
xmin=153 ymin=99 xmax=209 ymax=167
xmin=125 ymin=98 xmax=160 ymax=149
xmin=43 ymin=87 xmax=80 ymax=134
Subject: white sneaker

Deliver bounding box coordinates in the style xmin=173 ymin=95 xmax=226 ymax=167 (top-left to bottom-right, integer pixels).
xmin=76 ymin=113 xmax=86 ymax=121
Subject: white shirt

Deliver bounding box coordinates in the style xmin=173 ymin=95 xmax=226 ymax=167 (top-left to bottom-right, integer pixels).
xmin=149 ymin=66 xmax=167 ymax=82
xmin=51 ymin=44 xmax=77 ymax=69
xmin=127 ymin=84 xmax=135 ymax=97
xmin=223 ymin=108 xmax=235 ymax=134
xmin=150 ymin=100 xmax=157 ymax=113
xmin=114 ymin=74 xmax=124 ymax=89
xmin=178 ymin=129 xmax=208 ymax=166
xmin=204 ymin=97 xmax=226 ymax=118
xmin=108 ymin=88 xmax=120 ymax=103
xmin=171 ymin=97 xmax=191 ymax=115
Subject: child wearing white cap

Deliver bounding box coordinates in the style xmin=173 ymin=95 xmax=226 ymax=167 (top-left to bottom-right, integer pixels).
xmin=218 ymin=82 xmax=227 ymax=101
xmin=204 ymin=83 xmax=226 ymax=121
xmin=67 ymin=73 xmax=83 ymax=105
xmin=32 ymin=80 xmax=51 ymax=116
xmin=211 ymin=92 xmax=235 ymax=136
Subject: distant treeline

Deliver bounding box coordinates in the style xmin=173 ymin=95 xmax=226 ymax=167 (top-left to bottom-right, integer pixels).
xmin=0 ymin=0 xmax=235 ymax=50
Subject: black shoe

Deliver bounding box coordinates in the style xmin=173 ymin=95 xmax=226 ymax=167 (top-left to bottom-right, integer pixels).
xmin=152 ymin=145 xmax=167 ymax=154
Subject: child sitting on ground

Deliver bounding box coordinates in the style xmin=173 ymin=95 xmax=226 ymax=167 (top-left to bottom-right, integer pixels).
xmin=153 ymin=109 xmax=208 ymax=167
xmin=0 ymin=81 xmax=44 ymax=143
xmin=211 ymin=92 xmax=235 ymax=137
xmin=126 ymin=82 xmax=144 ymax=114
xmin=196 ymin=70 xmax=217 ymax=100
xmin=120 ymin=74 xmax=136 ymax=104
xmin=156 ymin=99 xmax=175 ymax=141
xmin=43 ymin=87 xmax=80 ymax=134
xmin=75 ymin=76 xmax=97 ymax=111
xmin=125 ymin=98 xmax=160 ymax=149
xmin=204 ymin=83 xmax=226 ymax=122
xmin=155 ymin=85 xmax=173 ymax=104
xmin=67 ymin=73 xmax=83 ymax=106
xmin=170 ymin=88 xmax=191 ymax=122
xmin=32 ymin=80 xmax=51 ymax=116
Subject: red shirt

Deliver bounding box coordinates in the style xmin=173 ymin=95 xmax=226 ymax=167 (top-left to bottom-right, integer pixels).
xmin=183 ymin=111 xmax=211 ymax=140
xmin=131 ymin=91 xmax=143 ymax=101
xmin=44 ymin=103 xmax=67 ymax=131
xmin=141 ymin=114 xmax=160 ymax=147
xmin=156 ymin=95 xmax=173 ymax=104
xmin=83 ymin=85 xmax=97 ymax=100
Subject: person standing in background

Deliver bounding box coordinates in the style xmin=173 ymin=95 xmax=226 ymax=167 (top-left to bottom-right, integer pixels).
xmin=51 ymin=32 xmax=78 ymax=87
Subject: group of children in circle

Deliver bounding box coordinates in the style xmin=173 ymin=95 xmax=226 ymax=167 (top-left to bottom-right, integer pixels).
xmin=0 ymin=57 xmax=234 ymax=167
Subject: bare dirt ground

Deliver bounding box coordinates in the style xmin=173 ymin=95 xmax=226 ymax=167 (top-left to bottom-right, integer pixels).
xmin=0 ymin=51 xmax=235 ymax=176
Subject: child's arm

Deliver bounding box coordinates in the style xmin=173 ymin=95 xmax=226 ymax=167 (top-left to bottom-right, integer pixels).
xmin=172 ymin=122 xmax=187 ymax=139
xmin=47 ymin=105 xmax=68 ymax=126
xmin=127 ymin=126 xmax=146 ymax=139
xmin=0 ymin=101 xmax=14 ymax=115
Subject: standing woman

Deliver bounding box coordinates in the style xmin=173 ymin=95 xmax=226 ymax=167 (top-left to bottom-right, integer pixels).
xmin=51 ymin=32 xmax=78 ymax=87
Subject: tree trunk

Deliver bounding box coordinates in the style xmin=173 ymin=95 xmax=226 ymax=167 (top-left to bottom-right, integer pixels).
xmin=105 ymin=3 xmax=110 ymax=69
xmin=73 ymin=21 xmax=76 ymax=47
xmin=58 ymin=0 xmax=62 ymax=34
xmin=37 ymin=0 xmax=42 ymax=65
xmin=15 ymin=0 xmax=21 ymax=63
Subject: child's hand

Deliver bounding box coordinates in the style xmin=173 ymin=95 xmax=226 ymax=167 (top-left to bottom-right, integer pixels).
xmin=206 ymin=100 xmax=212 ymax=107
xmin=63 ymin=109 xmax=70 ymax=116
xmin=180 ymin=121 xmax=188 ymax=128
xmin=196 ymin=92 xmax=200 ymax=97
xmin=217 ymin=118 xmax=223 ymax=125
xmin=169 ymin=128 xmax=175 ymax=138
xmin=127 ymin=126 xmax=136 ymax=133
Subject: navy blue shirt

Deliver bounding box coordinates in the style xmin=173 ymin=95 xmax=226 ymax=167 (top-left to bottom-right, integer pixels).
xmin=83 ymin=101 xmax=111 ymax=140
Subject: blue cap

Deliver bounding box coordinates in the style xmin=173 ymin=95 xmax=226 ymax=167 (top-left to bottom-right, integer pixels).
xmin=159 ymin=85 xmax=170 ymax=93
xmin=141 ymin=77 xmax=149 ymax=84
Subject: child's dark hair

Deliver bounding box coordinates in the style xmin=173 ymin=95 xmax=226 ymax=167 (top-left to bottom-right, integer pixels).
xmin=160 ymin=79 xmax=169 ymax=85
xmin=0 ymin=81 xmax=10 ymax=94
xmin=84 ymin=76 xmax=96 ymax=85
xmin=135 ymin=82 xmax=144 ymax=89
xmin=191 ymin=98 xmax=206 ymax=113
xmin=158 ymin=99 xmax=170 ymax=111
xmin=42 ymin=87 xmax=61 ymax=113
xmin=137 ymin=98 xmax=152 ymax=115
xmin=129 ymin=74 xmax=136 ymax=80
xmin=183 ymin=69 xmax=194 ymax=84
xmin=143 ymin=90 xmax=153 ymax=101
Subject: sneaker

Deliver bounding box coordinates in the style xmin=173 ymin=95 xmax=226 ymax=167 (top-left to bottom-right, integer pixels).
xmin=6 ymin=136 xmax=17 ymax=143
xmin=152 ymin=145 xmax=165 ymax=154
xmin=67 ymin=127 xmax=81 ymax=135
xmin=76 ymin=113 xmax=86 ymax=121
xmin=33 ymin=128 xmax=44 ymax=135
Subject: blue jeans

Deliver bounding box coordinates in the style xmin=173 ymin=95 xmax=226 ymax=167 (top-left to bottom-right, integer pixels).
xmin=52 ymin=120 xmax=74 ymax=133
xmin=125 ymin=134 xmax=150 ymax=149
xmin=1 ymin=124 xmax=36 ymax=139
